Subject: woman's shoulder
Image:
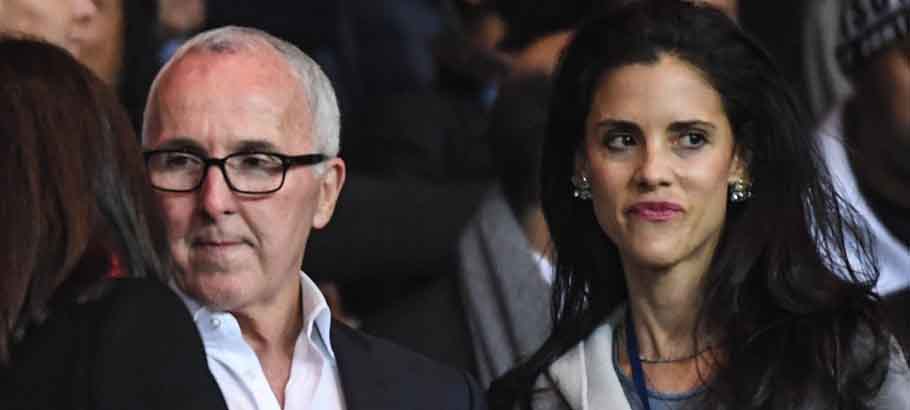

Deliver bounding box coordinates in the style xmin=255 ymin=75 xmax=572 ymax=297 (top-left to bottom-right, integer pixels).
xmin=10 ymin=279 xmax=187 ymax=352
xmin=97 ymin=277 xmax=185 ymax=309
xmin=88 ymin=278 xmax=200 ymax=353
xmin=85 ymin=278 xmax=227 ymax=410
xmin=0 ymin=278 xmax=218 ymax=409
xmin=51 ymin=278 xmax=191 ymax=336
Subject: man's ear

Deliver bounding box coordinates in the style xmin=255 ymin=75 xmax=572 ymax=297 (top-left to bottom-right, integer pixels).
xmin=312 ymin=157 xmax=346 ymax=229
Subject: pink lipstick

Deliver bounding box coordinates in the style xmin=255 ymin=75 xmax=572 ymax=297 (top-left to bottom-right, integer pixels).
xmin=627 ymin=201 xmax=683 ymax=221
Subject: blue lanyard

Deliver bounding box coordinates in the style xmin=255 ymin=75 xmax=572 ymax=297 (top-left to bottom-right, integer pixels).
xmin=625 ymin=308 xmax=653 ymax=410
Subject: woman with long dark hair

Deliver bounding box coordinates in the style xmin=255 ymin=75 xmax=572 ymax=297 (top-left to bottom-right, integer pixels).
xmin=0 ymin=37 xmax=226 ymax=409
xmin=489 ymin=1 xmax=910 ymax=409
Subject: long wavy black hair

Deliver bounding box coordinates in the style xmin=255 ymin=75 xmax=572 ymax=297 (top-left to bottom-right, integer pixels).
xmin=489 ymin=1 xmax=892 ymax=409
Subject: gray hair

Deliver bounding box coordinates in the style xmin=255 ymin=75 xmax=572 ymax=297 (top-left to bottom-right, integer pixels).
xmin=145 ymin=26 xmax=341 ymax=157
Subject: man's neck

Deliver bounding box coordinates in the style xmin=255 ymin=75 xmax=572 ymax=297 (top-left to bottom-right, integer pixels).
xmin=233 ymin=277 xmax=304 ymax=408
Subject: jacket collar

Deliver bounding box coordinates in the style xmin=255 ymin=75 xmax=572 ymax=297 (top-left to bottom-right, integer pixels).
xmin=547 ymin=306 xmax=631 ymax=410
xmin=330 ymin=323 xmax=395 ymax=410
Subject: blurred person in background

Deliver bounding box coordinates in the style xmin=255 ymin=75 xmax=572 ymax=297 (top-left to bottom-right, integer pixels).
xmin=158 ymin=0 xmax=205 ymax=40
xmin=304 ymin=0 xmax=514 ymax=329
xmin=815 ymin=0 xmax=910 ymax=356
xmin=339 ymin=0 xmax=600 ymax=377
xmin=803 ymin=0 xmax=853 ymax=123
xmin=454 ymin=76 xmax=555 ymax=386
xmin=360 ymin=76 xmax=555 ymax=384
xmin=203 ymin=0 xmax=446 ymax=118
xmin=78 ymin=0 xmax=162 ymax=131
xmin=157 ymin=0 xmax=205 ymax=63
xmin=814 ymin=0 xmax=910 ymax=296
xmin=0 ymin=36 xmax=226 ymax=410
xmin=0 ymin=0 xmax=163 ymax=131
xmin=0 ymin=0 xmax=97 ymax=57
xmin=494 ymin=0 xmax=598 ymax=77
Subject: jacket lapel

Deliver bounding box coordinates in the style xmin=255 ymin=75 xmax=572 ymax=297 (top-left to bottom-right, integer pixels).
xmin=331 ymin=322 xmax=394 ymax=410
xmin=547 ymin=340 xmax=587 ymax=410
xmin=547 ymin=308 xmax=631 ymax=410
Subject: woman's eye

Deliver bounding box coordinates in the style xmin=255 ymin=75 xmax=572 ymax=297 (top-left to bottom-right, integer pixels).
xmin=605 ymin=133 xmax=636 ymax=150
xmin=678 ymin=132 xmax=707 ymax=148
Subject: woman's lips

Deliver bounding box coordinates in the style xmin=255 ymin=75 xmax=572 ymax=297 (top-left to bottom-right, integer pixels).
xmin=627 ymin=201 xmax=684 ymax=221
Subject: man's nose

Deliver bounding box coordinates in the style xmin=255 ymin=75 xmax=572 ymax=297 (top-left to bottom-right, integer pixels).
xmin=198 ymin=165 xmax=237 ymax=217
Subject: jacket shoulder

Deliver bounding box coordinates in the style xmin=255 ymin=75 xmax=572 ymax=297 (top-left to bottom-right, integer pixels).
xmin=331 ymin=321 xmax=487 ymax=410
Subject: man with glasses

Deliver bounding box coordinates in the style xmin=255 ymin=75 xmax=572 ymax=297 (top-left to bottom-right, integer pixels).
xmin=142 ymin=26 xmax=484 ymax=410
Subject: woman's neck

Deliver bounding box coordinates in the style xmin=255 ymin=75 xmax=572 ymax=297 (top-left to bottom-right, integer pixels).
xmin=622 ymin=258 xmax=709 ymax=361
xmin=616 ymin=258 xmax=720 ymax=394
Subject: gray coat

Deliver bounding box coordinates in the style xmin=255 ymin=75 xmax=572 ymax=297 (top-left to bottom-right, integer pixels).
xmin=458 ymin=187 xmax=552 ymax=387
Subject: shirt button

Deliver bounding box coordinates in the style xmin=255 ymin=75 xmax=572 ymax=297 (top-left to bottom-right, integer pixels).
xmin=210 ymin=318 xmax=222 ymax=328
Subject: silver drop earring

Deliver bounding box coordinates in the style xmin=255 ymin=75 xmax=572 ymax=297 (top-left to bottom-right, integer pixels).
xmin=571 ymin=175 xmax=592 ymax=200
xmin=729 ymin=179 xmax=752 ymax=203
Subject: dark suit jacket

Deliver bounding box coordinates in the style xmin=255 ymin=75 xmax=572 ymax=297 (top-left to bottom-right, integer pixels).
xmin=0 ymin=279 xmax=227 ymax=410
xmin=331 ymin=321 xmax=487 ymax=410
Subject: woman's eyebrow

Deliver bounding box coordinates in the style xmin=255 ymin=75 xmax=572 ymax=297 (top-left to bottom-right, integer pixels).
xmin=591 ymin=119 xmax=640 ymax=133
xmin=668 ymin=120 xmax=717 ymax=132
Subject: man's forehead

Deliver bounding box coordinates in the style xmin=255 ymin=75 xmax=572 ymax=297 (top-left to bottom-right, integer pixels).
xmin=150 ymin=135 xmax=287 ymax=154
xmin=146 ymin=50 xmax=312 ymax=149
xmin=161 ymin=49 xmax=298 ymax=99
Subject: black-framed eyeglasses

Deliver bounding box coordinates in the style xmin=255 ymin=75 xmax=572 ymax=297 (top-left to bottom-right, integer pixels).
xmin=144 ymin=150 xmax=328 ymax=194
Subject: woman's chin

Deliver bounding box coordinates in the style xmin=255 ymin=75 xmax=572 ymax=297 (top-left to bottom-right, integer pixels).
xmin=620 ymin=246 xmax=686 ymax=272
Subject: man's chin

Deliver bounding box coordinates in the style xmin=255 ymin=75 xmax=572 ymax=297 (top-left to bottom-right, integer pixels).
xmin=194 ymin=290 xmax=247 ymax=312
xmin=179 ymin=275 xmax=248 ymax=312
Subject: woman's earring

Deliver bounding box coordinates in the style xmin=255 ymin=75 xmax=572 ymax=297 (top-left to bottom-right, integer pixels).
xmin=729 ymin=179 xmax=752 ymax=203
xmin=571 ymin=175 xmax=592 ymax=200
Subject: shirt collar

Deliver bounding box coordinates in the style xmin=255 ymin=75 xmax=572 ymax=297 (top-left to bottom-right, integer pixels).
xmin=298 ymin=271 xmax=335 ymax=361
xmin=529 ymin=248 xmax=555 ymax=285
xmin=174 ymin=271 xmax=336 ymax=361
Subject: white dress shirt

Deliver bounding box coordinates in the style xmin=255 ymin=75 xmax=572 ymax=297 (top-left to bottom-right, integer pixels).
xmin=530 ymin=249 xmax=555 ymax=286
xmin=178 ymin=272 xmax=346 ymax=410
